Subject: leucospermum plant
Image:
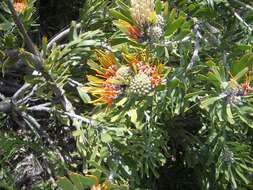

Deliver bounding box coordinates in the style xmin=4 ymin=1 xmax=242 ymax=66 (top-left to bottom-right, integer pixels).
xmin=82 ymin=50 xmax=166 ymax=108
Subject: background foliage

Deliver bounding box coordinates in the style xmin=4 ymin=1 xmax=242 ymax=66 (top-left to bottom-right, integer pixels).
xmin=0 ymin=0 xmax=253 ymax=190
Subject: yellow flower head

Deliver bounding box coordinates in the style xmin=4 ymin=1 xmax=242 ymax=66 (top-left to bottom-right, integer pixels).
xmin=130 ymin=0 xmax=156 ymax=26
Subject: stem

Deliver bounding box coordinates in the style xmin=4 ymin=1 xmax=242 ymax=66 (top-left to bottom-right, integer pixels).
xmin=7 ymin=2 xmax=76 ymax=114
xmin=186 ymin=23 xmax=201 ymax=71
xmin=0 ymin=92 xmax=6 ymax=100
xmin=233 ymin=10 xmax=253 ymax=32
xmin=6 ymin=0 xmax=39 ymax=56
xmin=47 ymin=23 xmax=82 ymax=51
xmin=12 ymin=83 xmax=31 ymax=103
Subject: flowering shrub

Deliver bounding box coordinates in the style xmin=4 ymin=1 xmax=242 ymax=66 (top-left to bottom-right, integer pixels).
xmin=1 ymin=0 xmax=253 ymax=190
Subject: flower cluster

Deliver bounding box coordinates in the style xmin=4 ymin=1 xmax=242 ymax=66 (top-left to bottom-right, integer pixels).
xmin=83 ymin=50 xmax=164 ymax=106
xmin=114 ymin=0 xmax=164 ymax=43
xmin=221 ymin=74 xmax=253 ymax=105
xmin=13 ymin=0 xmax=28 ymax=13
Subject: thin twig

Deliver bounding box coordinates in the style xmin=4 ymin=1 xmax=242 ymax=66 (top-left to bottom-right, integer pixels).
xmin=0 ymin=92 xmax=6 ymax=100
xmin=186 ymin=24 xmax=201 ymax=71
xmin=68 ymin=78 xmax=84 ymax=87
xmin=17 ymin=84 xmax=38 ymax=104
xmin=27 ymin=103 xmax=51 ymax=112
xmin=63 ymin=112 xmax=96 ymax=126
xmin=21 ymin=111 xmax=67 ymax=164
xmin=155 ymin=36 xmax=191 ymax=47
xmin=27 ymin=104 xmax=96 ymax=126
xmin=12 ymin=83 xmax=31 ymax=103
xmin=233 ymin=10 xmax=253 ymax=32
xmin=229 ymin=0 xmax=253 ymax=11
xmin=7 ymin=3 xmax=76 ymax=114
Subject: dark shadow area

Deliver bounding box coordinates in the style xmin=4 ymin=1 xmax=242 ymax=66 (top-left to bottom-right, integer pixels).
xmin=39 ymin=0 xmax=84 ymax=38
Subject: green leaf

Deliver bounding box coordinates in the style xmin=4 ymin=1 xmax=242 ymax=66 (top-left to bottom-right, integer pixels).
xmin=101 ymin=133 xmax=112 ymax=143
xmin=165 ymin=16 xmax=186 ymax=36
xmin=235 ymin=168 xmax=250 ymax=184
xmin=237 ymin=109 xmax=253 ymax=128
xmin=72 ymin=130 xmax=85 ymax=137
xmin=77 ymin=87 xmax=91 ymax=103
xmin=228 ymin=166 xmax=237 ymax=189
xmin=79 ymin=176 xmax=98 ymax=187
xmin=226 ymin=104 xmax=235 ymax=124
xmin=128 ymin=108 xmax=138 ymax=124
xmin=163 ymin=2 xmax=169 ymax=18
xmin=110 ymin=9 xmax=133 ymax=25
xmin=201 ymin=96 xmax=224 ymax=108
xmin=155 ymin=0 xmax=163 ymax=14
xmin=116 ymin=0 xmax=130 ymax=10
xmin=233 ymin=67 xmax=248 ymax=81
xmin=167 ymin=77 xmax=180 ymax=88
xmin=116 ymin=97 xmax=128 ymax=107
xmin=231 ymin=53 xmax=253 ymax=76
xmin=239 ymin=163 xmax=253 ymax=172
xmin=69 ymin=173 xmax=83 ymax=190
xmin=57 ymin=177 xmax=78 ymax=190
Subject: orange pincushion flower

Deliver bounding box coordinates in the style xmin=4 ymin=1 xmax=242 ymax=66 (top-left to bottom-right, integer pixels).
xmin=84 ymin=50 xmax=165 ymax=106
xmin=82 ymin=51 xmax=122 ymax=106
xmin=13 ymin=0 xmax=28 ymax=13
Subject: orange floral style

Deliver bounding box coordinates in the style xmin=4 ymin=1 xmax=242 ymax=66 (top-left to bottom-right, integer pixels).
xmin=240 ymin=73 xmax=253 ymax=95
xmin=133 ymin=61 xmax=163 ymax=88
xmin=13 ymin=0 xmax=28 ymax=13
xmin=113 ymin=20 xmax=143 ymax=42
xmin=83 ymin=51 xmax=122 ymax=106
xmin=86 ymin=83 xmax=122 ymax=106
xmin=127 ymin=26 xmax=143 ymax=41
xmin=150 ymin=68 xmax=162 ymax=88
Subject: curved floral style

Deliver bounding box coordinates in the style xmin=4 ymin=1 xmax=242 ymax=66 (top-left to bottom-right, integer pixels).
xmin=83 ymin=50 xmax=165 ymax=106
xmin=240 ymin=72 xmax=253 ymax=95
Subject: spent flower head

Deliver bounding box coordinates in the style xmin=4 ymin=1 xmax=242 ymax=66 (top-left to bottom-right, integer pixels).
xmin=130 ymin=0 xmax=155 ymax=27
